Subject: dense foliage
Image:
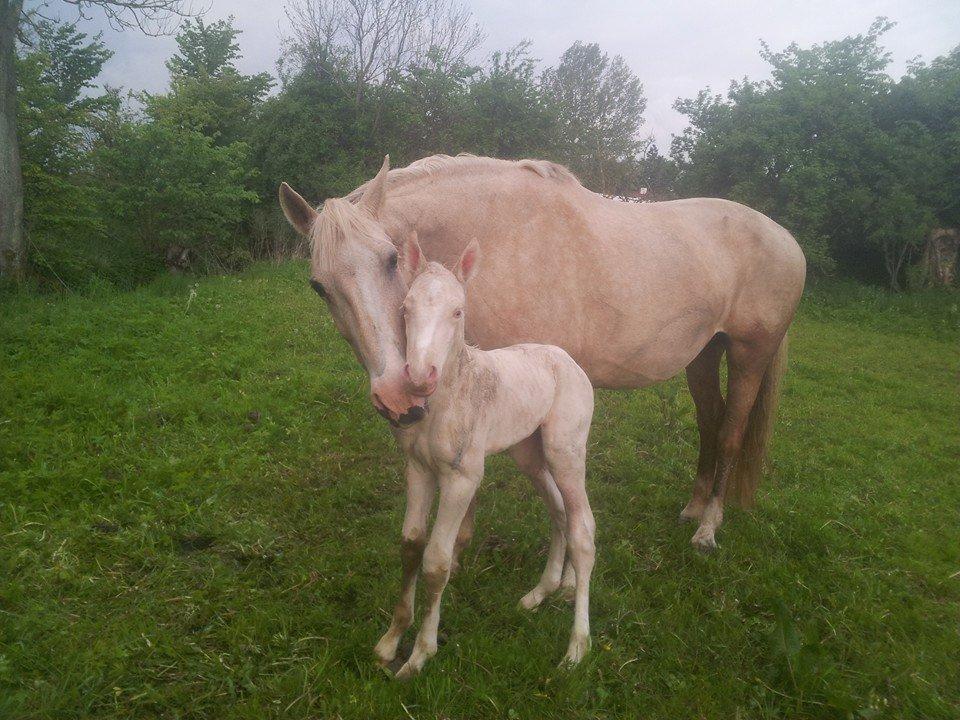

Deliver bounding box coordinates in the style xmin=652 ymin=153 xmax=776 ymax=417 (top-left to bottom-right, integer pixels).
xmin=12 ymin=9 xmax=960 ymax=291
xmin=670 ymin=19 xmax=960 ymax=288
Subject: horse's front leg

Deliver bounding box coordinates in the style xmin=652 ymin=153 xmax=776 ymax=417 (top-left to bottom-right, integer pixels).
xmin=395 ymin=466 xmax=481 ymax=680
xmin=374 ymin=461 xmax=435 ymax=667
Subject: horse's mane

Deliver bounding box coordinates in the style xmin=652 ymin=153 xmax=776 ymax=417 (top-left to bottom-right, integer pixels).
xmin=344 ymin=154 xmax=582 ymax=204
xmin=311 ymin=196 xmax=381 ymax=268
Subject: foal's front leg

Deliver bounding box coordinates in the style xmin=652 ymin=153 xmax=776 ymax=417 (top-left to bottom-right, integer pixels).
xmin=395 ymin=467 xmax=481 ymax=680
xmin=374 ymin=462 xmax=435 ymax=667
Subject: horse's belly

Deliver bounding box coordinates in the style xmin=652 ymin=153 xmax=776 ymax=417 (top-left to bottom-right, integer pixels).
xmin=585 ymin=315 xmax=719 ymax=389
xmin=469 ymin=302 xmax=719 ymax=390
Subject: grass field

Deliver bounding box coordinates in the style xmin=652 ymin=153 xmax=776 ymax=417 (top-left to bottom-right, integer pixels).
xmin=2 ymin=263 xmax=958 ymax=719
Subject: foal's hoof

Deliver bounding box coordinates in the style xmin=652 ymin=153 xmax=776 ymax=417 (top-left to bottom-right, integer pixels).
xmin=520 ymin=581 xmax=561 ymax=611
xmin=394 ymin=653 xmax=429 ymax=681
xmin=394 ymin=661 xmax=419 ymax=681
xmin=519 ymin=588 xmax=546 ymax=611
xmin=690 ymin=526 xmax=718 ymax=553
xmin=561 ymin=634 xmax=590 ymax=667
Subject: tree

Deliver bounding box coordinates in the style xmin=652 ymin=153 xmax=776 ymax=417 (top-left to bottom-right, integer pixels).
xmin=165 ymin=15 xmax=240 ymax=79
xmin=281 ymin=0 xmax=483 ymax=106
xmin=15 ymin=18 xmax=118 ymax=287
xmin=541 ymin=41 xmax=646 ymax=193
xmin=146 ymin=16 xmax=273 ymax=145
xmin=669 ymin=18 xmax=949 ymax=287
xmin=634 ymin=143 xmax=677 ymax=200
xmin=468 ymin=41 xmax=561 ymax=159
xmin=94 ymin=119 xmax=260 ymax=271
xmin=0 ymin=0 xmax=194 ymax=283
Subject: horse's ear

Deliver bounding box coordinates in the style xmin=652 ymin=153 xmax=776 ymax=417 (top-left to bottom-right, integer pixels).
xmin=455 ymin=239 xmax=481 ymax=283
xmin=359 ymin=155 xmax=390 ymax=218
xmin=399 ymin=230 xmax=426 ymax=280
xmin=279 ymin=182 xmax=318 ymax=236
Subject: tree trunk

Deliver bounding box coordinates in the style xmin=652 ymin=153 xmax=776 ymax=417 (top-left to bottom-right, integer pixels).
xmin=0 ymin=0 xmax=24 ymax=283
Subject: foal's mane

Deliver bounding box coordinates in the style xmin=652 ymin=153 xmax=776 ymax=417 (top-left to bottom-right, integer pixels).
xmin=344 ymin=154 xmax=582 ymax=204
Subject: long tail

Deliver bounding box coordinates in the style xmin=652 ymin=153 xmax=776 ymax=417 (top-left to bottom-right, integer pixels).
xmin=730 ymin=335 xmax=789 ymax=507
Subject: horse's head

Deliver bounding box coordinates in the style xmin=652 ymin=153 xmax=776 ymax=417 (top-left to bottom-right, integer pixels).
xmin=279 ymin=156 xmax=426 ymax=427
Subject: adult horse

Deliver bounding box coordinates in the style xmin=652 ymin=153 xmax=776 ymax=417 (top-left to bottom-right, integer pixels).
xmin=279 ymin=154 xmax=805 ymax=551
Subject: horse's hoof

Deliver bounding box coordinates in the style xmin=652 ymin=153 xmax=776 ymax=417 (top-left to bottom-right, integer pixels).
xmin=679 ymin=502 xmax=705 ymax=523
xmin=373 ymin=639 xmax=397 ymax=667
xmin=691 ymin=527 xmax=717 ymax=553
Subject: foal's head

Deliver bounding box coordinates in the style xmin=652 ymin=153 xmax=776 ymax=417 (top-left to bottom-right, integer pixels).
xmin=400 ymin=233 xmax=480 ymax=397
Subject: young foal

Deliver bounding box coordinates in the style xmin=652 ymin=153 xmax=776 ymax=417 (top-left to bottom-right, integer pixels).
xmin=373 ymin=235 xmax=596 ymax=679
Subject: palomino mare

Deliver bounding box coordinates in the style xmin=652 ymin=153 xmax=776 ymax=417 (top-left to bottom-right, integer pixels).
xmin=279 ymin=154 xmax=805 ymax=554
xmin=374 ymin=236 xmax=596 ymax=678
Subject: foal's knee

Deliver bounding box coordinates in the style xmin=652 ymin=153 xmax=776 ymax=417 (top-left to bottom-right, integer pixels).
xmin=421 ymin=549 xmax=451 ymax=592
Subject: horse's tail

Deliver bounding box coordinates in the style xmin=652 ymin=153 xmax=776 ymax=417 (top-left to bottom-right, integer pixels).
xmin=730 ymin=334 xmax=789 ymax=507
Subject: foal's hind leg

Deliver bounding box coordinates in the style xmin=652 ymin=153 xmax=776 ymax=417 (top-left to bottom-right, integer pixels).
xmin=542 ymin=446 xmax=595 ymax=665
xmin=691 ymin=336 xmax=780 ymax=551
xmin=681 ymin=335 xmax=725 ymax=522
xmin=509 ymin=432 xmax=568 ymax=610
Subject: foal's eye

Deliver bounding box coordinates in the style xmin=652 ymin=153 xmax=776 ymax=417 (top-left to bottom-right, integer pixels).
xmin=309 ymin=279 xmax=326 ymax=297
xmin=386 ymin=252 xmax=398 ymax=273
xmin=453 ymin=309 xmax=463 ymax=318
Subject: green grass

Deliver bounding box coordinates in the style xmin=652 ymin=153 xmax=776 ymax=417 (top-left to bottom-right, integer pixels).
xmin=1 ymin=263 xmax=958 ymax=719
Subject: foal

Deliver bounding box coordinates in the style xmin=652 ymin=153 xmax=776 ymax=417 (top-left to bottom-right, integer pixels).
xmin=373 ymin=235 xmax=596 ymax=679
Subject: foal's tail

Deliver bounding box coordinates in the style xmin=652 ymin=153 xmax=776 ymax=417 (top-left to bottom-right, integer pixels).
xmin=731 ymin=334 xmax=789 ymax=507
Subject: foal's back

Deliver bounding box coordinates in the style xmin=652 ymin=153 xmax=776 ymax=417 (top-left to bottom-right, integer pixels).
xmin=482 ymin=343 xmax=594 ymax=457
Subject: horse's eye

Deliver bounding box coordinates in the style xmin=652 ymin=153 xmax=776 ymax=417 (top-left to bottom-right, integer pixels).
xmin=453 ymin=309 xmax=463 ymax=318
xmin=309 ymin=279 xmax=326 ymax=297
xmin=387 ymin=252 xmax=398 ymax=273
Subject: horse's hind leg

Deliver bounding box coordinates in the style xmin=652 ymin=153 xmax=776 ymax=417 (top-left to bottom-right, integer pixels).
xmin=691 ymin=334 xmax=783 ymax=551
xmin=681 ymin=335 xmax=726 ymax=521
xmin=509 ymin=432 xmax=568 ymax=610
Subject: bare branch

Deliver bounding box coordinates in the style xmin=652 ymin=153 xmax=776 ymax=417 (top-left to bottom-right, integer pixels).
xmin=282 ymin=0 xmax=484 ymax=97
xmin=58 ymin=0 xmax=203 ymax=37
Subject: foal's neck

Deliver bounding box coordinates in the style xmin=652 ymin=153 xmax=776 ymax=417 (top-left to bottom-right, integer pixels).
xmin=433 ymin=331 xmax=474 ymax=401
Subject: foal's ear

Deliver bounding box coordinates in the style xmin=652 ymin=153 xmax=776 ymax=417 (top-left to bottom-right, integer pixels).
xmin=399 ymin=230 xmax=426 ymax=280
xmin=455 ymin=239 xmax=481 ymax=283
xmin=359 ymin=155 xmax=390 ymax=219
xmin=279 ymin=182 xmax=318 ymax=236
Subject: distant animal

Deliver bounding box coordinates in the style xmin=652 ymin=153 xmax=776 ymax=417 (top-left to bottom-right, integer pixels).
xmin=279 ymin=153 xmax=805 ymax=553
xmin=370 ymin=234 xmax=596 ymax=678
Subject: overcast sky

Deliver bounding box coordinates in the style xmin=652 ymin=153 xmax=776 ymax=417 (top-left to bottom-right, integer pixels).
xmin=43 ymin=0 xmax=960 ymax=148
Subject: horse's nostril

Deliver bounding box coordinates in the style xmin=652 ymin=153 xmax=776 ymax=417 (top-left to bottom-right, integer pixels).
xmin=403 ymin=363 xmax=411 ymax=380
xmin=428 ymin=366 xmax=437 ymax=381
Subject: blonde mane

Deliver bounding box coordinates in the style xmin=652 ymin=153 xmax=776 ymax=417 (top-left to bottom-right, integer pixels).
xmin=311 ymin=197 xmax=382 ymax=269
xmin=345 ymin=154 xmax=582 ymax=204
